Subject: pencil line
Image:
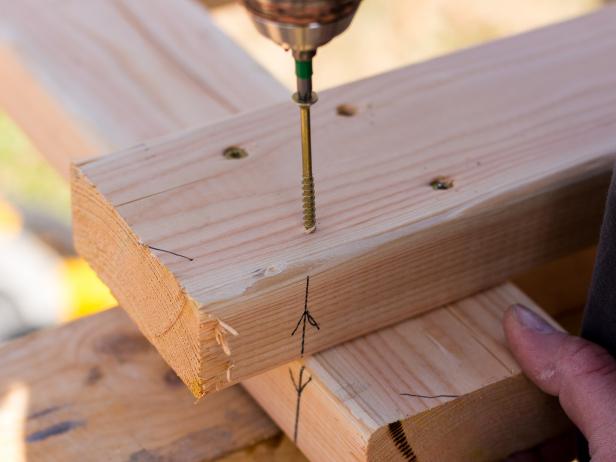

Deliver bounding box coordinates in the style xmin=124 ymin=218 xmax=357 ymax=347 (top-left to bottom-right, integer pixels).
xmin=291 ymin=276 xmax=320 ymax=356
xmin=290 ymin=366 xmax=312 ymax=444
xmin=400 ymin=393 xmax=460 ymax=399
xmin=147 ymin=245 xmax=194 ymax=261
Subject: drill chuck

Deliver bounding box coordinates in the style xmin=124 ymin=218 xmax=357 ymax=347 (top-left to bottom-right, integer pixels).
xmin=241 ymin=0 xmax=360 ymax=52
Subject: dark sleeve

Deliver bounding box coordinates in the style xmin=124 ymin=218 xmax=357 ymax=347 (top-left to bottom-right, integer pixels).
xmin=582 ymin=168 xmax=616 ymax=355
xmin=578 ymin=167 xmax=616 ymax=462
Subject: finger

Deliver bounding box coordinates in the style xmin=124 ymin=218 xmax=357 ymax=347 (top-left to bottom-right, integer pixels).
xmin=504 ymin=304 xmax=616 ymax=459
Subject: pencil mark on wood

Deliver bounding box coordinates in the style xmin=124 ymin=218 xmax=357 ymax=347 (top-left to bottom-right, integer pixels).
xmin=147 ymin=245 xmax=194 ymax=261
xmin=291 ymin=276 xmax=319 ymax=357
xmin=27 ymin=420 xmax=85 ymax=443
xmin=290 ymin=366 xmax=312 ymax=444
xmin=400 ymin=392 xmax=460 ymax=399
xmin=388 ymin=420 xmax=417 ymax=461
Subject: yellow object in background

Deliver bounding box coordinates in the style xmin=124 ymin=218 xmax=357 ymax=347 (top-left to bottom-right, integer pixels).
xmin=0 ymin=199 xmax=22 ymax=236
xmin=1 ymin=111 xmax=115 ymax=324
xmin=60 ymin=257 xmax=116 ymax=321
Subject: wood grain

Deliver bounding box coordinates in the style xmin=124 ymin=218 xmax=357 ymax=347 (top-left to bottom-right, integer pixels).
xmin=0 ymin=0 xmax=300 ymax=459
xmin=244 ymin=284 xmax=569 ymax=462
xmin=0 ymin=308 xmax=305 ymax=462
xmin=74 ymin=7 xmax=616 ymax=396
xmin=0 ymin=46 xmax=99 ymax=178
xmin=0 ymin=0 xmax=285 ymax=178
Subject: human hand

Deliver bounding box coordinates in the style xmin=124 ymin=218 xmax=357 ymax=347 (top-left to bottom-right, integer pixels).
xmin=503 ymin=304 xmax=616 ymax=462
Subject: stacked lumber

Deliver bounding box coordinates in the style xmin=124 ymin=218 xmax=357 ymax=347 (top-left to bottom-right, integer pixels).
xmin=245 ymin=284 xmax=569 ymax=461
xmin=0 ymin=0 xmax=299 ymax=460
xmin=3 ymin=0 xmax=614 ymax=460
xmin=72 ymin=6 xmax=615 ymax=397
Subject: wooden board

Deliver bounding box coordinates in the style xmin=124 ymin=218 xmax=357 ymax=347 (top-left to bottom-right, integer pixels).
xmin=0 ymin=0 xmax=285 ymax=178
xmin=513 ymin=246 xmax=596 ymax=319
xmin=0 ymin=0 xmax=300 ymax=459
xmin=0 ymin=307 xmax=304 ymax=462
xmin=244 ymin=283 xmax=569 ymax=462
xmin=73 ymin=7 xmax=616 ymax=397
xmin=0 ymin=46 xmax=97 ymax=179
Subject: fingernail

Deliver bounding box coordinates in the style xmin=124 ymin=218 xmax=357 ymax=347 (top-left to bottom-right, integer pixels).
xmin=511 ymin=303 xmax=556 ymax=333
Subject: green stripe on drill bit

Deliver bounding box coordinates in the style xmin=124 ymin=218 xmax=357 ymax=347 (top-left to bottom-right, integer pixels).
xmin=295 ymin=59 xmax=313 ymax=79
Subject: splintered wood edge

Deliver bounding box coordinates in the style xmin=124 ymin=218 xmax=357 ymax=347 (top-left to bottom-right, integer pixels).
xmin=367 ymin=375 xmax=570 ymax=461
xmin=71 ymin=164 xmax=210 ymax=397
xmin=71 ymin=159 xmax=284 ymax=397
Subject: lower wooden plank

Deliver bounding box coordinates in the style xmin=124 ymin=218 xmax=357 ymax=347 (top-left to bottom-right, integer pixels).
xmin=219 ymin=435 xmax=305 ymax=462
xmin=244 ymin=283 xmax=569 ymax=462
xmin=0 ymin=307 xmax=304 ymax=462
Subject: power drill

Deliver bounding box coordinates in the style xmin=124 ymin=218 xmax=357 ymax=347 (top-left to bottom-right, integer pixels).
xmin=240 ymin=0 xmax=361 ymax=233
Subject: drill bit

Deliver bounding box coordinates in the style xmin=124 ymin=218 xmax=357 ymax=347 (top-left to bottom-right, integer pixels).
xmin=293 ymin=52 xmax=318 ymax=233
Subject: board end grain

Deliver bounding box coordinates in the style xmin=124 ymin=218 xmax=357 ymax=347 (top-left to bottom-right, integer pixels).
xmin=71 ymin=163 xmax=207 ymax=397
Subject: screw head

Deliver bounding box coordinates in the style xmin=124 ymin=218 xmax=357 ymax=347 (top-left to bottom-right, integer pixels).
xmin=222 ymin=146 xmax=248 ymax=160
xmin=336 ymin=104 xmax=357 ymax=117
xmin=430 ymin=176 xmax=454 ymax=190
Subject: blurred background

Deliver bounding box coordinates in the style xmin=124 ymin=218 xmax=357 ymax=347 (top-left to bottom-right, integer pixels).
xmin=0 ymin=0 xmax=603 ymax=341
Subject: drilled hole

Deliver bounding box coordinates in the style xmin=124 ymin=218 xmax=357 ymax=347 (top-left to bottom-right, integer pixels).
xmin=223 ymin=146 xmax=248 ymax=160
xmin=336 ymin=104 xmax=358 ymax=117
xmin=430 ymin=176 xmax=454 ymax=190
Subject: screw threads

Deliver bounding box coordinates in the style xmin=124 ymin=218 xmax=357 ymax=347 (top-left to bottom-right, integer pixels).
xmin=293 ymin=89 xmax=318 ymax=234
xmin=302 ymin=176 xmax=316 ymax=233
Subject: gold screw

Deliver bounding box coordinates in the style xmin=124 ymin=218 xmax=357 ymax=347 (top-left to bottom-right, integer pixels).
xmin=299 ymin=103 xmax=315 ymax=233
xmin=302 ymin=175 xmax=316 ymax=232
xmin=294 ymin=92 xmax=318 ymax=234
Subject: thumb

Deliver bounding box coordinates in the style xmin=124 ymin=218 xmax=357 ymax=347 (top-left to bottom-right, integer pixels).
xmin=504 ymin=304 xmax=616 ymax=460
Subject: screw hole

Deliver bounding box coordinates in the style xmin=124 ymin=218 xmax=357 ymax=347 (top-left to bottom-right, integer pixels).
xmin=336 ymin=104 xmax=358 ymax=117
xmin=430 ymin=176 xmax=454 ymax=190
xmin=223 ymin=146 xmax=248 ymax=160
